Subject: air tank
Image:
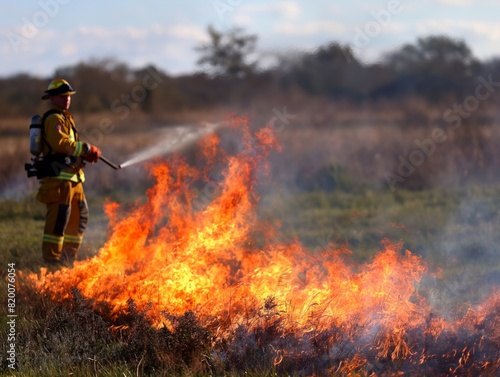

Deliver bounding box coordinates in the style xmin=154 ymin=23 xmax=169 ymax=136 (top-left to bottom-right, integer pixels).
xmin=29 ymin=114 xmax=43 ymax=156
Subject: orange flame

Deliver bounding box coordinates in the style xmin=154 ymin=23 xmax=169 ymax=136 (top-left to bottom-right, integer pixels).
xmin=26 ymin=115 xmax=489 ymax=355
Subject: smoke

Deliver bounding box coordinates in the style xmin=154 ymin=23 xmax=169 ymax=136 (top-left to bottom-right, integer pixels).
xmin=0 ymin=172 xmax=38 ymax=200
xmin=119 ymin=123 xmax=222 ymax=168
xmin=423 ymin=194 xmax=500 ymax=319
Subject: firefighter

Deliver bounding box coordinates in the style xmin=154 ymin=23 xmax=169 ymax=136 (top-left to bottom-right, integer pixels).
xmin=36 ymin=78 xmax=102 ymax=265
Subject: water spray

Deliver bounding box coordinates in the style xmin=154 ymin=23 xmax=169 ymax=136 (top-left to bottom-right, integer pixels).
xmin=96 ymin=123 xmax=222 ymax=171
xmin=118 ymin=122 xmax=222 ymax=169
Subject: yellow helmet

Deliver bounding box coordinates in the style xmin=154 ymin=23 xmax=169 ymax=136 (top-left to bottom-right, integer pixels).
xmin=41 ymin=78 xmax=76 ymax=100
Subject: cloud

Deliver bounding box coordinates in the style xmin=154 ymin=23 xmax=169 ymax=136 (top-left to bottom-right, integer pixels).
xmin=162 ymin=24 xmax=207 ymax=41
xmin=124 ymin=27 xmax=150 ymax=39
xmin=212 ymin=1 xmax=302 ymax=27
xmin=60 ymin=42 xmax=78 ymax=57
xmin=240 ymin=1 xmax=301 ymax=19
xmin=1 ymin=22 xmax=207 ymax=76
xmin=76 ymin=24 xmax=206 ymax=41
xmin=281 ymin=1 xmax=301 ymax=19
xmin=68 ymin=24 xmax=207 ymax=73
xmin=2 ymin=27 xmax=56 ymax=57
xmin=275 ymin=20 xmax=347 ymax=36
xmin=435 ymin=0 xmax=475 ymax=5
xmin=77 ymin=26 xmax=117 ymax=38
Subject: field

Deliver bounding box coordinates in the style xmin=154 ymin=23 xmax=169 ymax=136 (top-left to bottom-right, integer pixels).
xmin=0 ymin=107 xmax=499 ymax=376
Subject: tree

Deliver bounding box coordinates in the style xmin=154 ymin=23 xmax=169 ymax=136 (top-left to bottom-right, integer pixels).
xmin=195 ymin=26 xmax=258 ymax=79
xmin=0 ymin=73 xmax=43 ymax=116
xmin=381 ymin=35 xmax=480 ymax=99
xmin=280 ymin=42 xmax=364 ymax=99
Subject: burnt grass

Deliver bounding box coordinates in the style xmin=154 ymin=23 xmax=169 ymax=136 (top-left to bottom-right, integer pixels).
xmin=1 ymin=283 xmax=498 ymax=376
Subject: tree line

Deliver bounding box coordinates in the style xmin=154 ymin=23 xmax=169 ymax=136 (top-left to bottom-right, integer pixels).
xmin=2 ymin=27 xmax=500 ymax=117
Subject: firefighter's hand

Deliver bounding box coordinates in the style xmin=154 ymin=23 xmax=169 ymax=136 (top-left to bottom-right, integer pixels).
xmin=82 ymin=144 xmax=102 ymax=164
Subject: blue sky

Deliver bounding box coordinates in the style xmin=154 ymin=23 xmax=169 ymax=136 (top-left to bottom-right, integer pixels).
xmin=2 ymin=0 xmax=500 ymax=78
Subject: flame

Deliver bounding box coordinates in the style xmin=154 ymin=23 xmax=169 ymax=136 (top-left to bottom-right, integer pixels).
xmin=25 ymin=115 xmax=499 ymax=372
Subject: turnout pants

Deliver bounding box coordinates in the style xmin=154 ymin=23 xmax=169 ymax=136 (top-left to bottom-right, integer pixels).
xmin=36 ymin=178 xmax=88 ymax=263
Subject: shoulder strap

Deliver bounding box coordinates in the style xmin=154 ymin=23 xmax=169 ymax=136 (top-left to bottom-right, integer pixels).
xmin=42 ymin=109 xmax=64 ymax=128
xmin=41 ymin=109 xmax=67 ymax=153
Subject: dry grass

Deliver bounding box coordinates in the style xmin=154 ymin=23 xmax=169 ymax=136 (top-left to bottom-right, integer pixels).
xmin=2 ymin=279 xmax=498 ymax=376
xmin=3 ymin=100 xmax=500 ymax=198
xmin=1 ymin=100 xmax=499 ymax=375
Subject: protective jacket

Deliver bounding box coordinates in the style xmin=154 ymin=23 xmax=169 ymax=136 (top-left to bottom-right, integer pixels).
xmin=41 ymin=105 xmax=86 ymax=183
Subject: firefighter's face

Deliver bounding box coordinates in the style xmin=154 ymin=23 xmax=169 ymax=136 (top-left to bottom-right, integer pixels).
xmin=50 ymin=95 xmax=71 ymax=110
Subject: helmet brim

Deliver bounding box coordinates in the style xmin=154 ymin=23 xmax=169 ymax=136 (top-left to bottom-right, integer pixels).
xmin=41 ymin=90 xmax=76 ymax=100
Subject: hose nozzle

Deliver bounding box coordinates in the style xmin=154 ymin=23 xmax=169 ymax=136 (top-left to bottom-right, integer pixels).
xmin=99 ymin=155 xmax=121 ymax=170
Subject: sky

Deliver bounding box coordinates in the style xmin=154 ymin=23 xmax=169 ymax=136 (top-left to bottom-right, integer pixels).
xmin=2 ymin=0 xmax=500 ymax=78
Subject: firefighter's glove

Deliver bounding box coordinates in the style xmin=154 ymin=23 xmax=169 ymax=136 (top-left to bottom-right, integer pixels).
xmin=82 ymin=144 xmax=102 ymax=164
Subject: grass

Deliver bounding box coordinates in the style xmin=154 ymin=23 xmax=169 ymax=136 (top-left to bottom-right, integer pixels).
xmin=263 ymin=185 xmax=500 ymax=263
xmin=0 ymin=109 xmax=499 ymax=375
xmin=5 ymin=183 xmax=500 ymax=277
xmin=0 ymin=181 xmax=499 ymax=375
xmin=260 ymin=183 xmax=500 ymax=311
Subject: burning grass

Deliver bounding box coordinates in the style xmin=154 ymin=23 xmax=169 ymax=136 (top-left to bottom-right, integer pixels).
xmin=12 ymin=114 xmax=500 ymax=376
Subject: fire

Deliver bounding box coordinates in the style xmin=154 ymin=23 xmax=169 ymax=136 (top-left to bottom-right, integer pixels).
xmin=24 ymin=115 xmax=499 ymax=374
